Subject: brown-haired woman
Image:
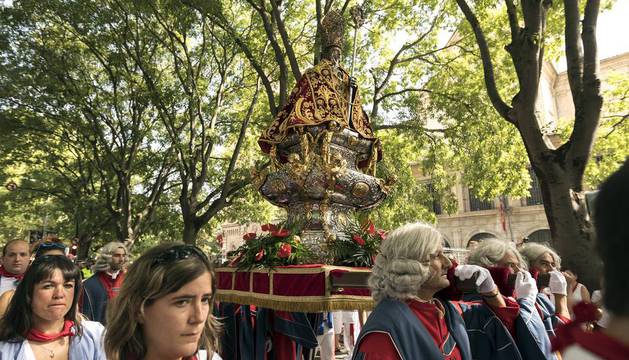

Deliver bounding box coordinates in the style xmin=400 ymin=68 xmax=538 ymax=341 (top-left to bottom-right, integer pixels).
xmin=105 ymin=243 xmax=222 ymax=360
xmin=0 ymin=255 xmax=105 ymax=359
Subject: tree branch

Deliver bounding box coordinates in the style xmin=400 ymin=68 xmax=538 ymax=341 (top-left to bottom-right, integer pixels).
xmin=566 ymin=0 xmax=602 ymax=182
xmin=245 ymin=0 xmax=288 ymax=107
xmin=269 ymin=0 xmax=301 ymax=80
xmin=455 ymin=0 xmax=513 ymax=123
xmin=220 ymin=78 xmax=260 ymax=200
xmin=563 ymin=0 xmax=584 ymax=106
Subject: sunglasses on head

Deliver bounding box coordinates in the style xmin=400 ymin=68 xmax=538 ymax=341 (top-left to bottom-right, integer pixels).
xmin=151 ymin=245 xmax=209 ymax=266
xmin=36 ymin=242 xmax=67 ymax=254
xmin=39 ymin=242 xmax=66 ymax=250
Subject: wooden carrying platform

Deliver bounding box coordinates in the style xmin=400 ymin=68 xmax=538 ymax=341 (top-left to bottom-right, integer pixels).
xmin=215 ymin=265 xmax=373 ymax=312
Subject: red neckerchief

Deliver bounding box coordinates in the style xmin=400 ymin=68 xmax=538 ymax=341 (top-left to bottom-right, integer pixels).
xmin=0 ymin=265 xmax=24 ymax=280
xmin=551 ymin=301 xmax=629 ymax=360
xmin=97 ymin=271 xmax=125 ymax=300
xmin=26 ymin=320 xmax=74 ymax=342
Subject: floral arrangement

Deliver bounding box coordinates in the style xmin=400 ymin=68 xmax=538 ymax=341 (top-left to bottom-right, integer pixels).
xmin=226 ymin=223 xmax=316 ymax=270
xmin=225 ymin=218 xmax=386 ymax=269
xmin=329 ymin=220 xmax=387 ymax=267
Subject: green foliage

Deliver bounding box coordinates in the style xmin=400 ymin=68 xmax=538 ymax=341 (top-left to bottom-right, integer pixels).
xmin=2 ymin=0 xmax=621 ymax=255
xmin=556 ymin=71 xmax=629 ymax=188
xmin=329 ymin=219 xmax=386 ymax=267
xmin=367 ymin=131 xmax=454 ymax=229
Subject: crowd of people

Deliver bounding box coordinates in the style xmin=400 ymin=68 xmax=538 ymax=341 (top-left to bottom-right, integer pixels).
xmin=0 ymin=161 xmax=627 ymax=360
xmin=0 ymin=240 xmax=222 ymax=360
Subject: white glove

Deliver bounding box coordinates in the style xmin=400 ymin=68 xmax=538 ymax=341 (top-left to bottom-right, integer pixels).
xmin=454 ymin=264 xmax=497 ymax=294
xmin=514 ymin=271 xmax=538 ymax=301
xmin=548 ymin=270 xmax=567 ymax=295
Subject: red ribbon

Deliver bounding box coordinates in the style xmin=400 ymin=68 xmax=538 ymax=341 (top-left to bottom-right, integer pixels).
xmin=26 ymin=320 xmax=74 ymax=342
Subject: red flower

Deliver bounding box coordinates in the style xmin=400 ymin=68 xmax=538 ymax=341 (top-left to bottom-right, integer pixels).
xmin=278 ymin=243 xmax=292 ymax=258
xmin=271 ymin=229 xmax=291 ymax=238
xmin=255 ymin=249 xmax=265 ymax=261
xmin=352 ymin=234 xmax=366 ymax=246
xmin=243 ymin=232 xmax=257 ymax=241
xmin=377 ymin=229 xmax=387 ymax=240
xmin=261 ymin=223 xmax=278 ymax=232
xmin=216 ymin=234 xmax=224 ymax=246
xmin=228 ymin=252 xmax=243 ymax=267
xmin=366 ymin=222 xmax=376 ymax=235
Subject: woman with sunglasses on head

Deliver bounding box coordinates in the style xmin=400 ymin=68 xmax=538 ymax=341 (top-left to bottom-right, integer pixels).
xmin=105 ymin=243 xmax=222 ymax=360
xmin=33 ymin=241 xmax=68 ymax=258
xmin=0 ymin=255 xmax=105 ymax=359
xmin=0 ymin=241 xmax=69 ymax=319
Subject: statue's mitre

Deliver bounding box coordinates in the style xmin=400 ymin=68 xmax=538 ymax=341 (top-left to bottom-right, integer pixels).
xmin=321 ymin=10 xmax=344 ymax=51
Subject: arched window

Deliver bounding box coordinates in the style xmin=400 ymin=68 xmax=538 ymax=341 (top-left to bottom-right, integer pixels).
xmin=466 ymin=232 xmax=497 ymax=249
xmin=527 ymin=229 xmax=552 ymax=245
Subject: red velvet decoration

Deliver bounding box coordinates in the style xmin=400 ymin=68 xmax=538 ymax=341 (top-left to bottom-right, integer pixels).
xmin=215 ymin=265 xmax=374 ymax=307
xmin=218 ymin=272 xmax=233 ymax=290
xmin=273 ymin=273 xmax=325 ymax=296
xmin=234 ymin=272 xmax=250 ymax=291
xmin=252 ymin=273 xmax=270 ymax=294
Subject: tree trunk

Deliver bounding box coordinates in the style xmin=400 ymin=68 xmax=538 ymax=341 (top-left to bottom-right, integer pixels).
xmin=182 ymin=219 xmax=201 ymax=245
xmin=76 ymin=234 xmax=93 ymax=260
xmin=535 ymin=163 xmax=601 ymax=290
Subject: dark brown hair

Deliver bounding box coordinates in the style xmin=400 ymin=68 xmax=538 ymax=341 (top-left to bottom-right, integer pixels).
xmin=595 ymin=160 xmax=629 ymax=316
xmin=0 ymin=255 xmax=82 ymax=340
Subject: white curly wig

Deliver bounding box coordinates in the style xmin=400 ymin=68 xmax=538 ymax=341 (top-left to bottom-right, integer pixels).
xmin=92 ymin=241 xmax=127 ymax=272
xmin=369 ymin=222 xmax=443 ymax=303
xmin=519 ymin=242 xmax=561 ymax=270
xmin=466 ymin=238 xmax=527 ymax=271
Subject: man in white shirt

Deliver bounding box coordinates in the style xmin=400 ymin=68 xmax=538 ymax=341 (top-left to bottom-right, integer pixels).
xmin=0 ymin=239 xmax=30 ymax=295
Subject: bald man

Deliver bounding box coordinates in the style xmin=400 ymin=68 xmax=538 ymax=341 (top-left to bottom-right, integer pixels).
xmin=0 ymin=239 xmax=30 ymax=295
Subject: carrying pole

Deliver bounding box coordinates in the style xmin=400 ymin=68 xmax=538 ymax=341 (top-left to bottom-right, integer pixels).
xmin=347 ymin=5 xmax=364 ymax=125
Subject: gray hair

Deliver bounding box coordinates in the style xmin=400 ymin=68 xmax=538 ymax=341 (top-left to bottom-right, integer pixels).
xmin=519 ymin=242 xmax=561 ymax=270
xmin=92 ymin=242 xmax=127 ymax=272
xmin=369 ymin=223 xmax=443 ymax=303
xmin=467 ymin=238 xmax=527 ymax=270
